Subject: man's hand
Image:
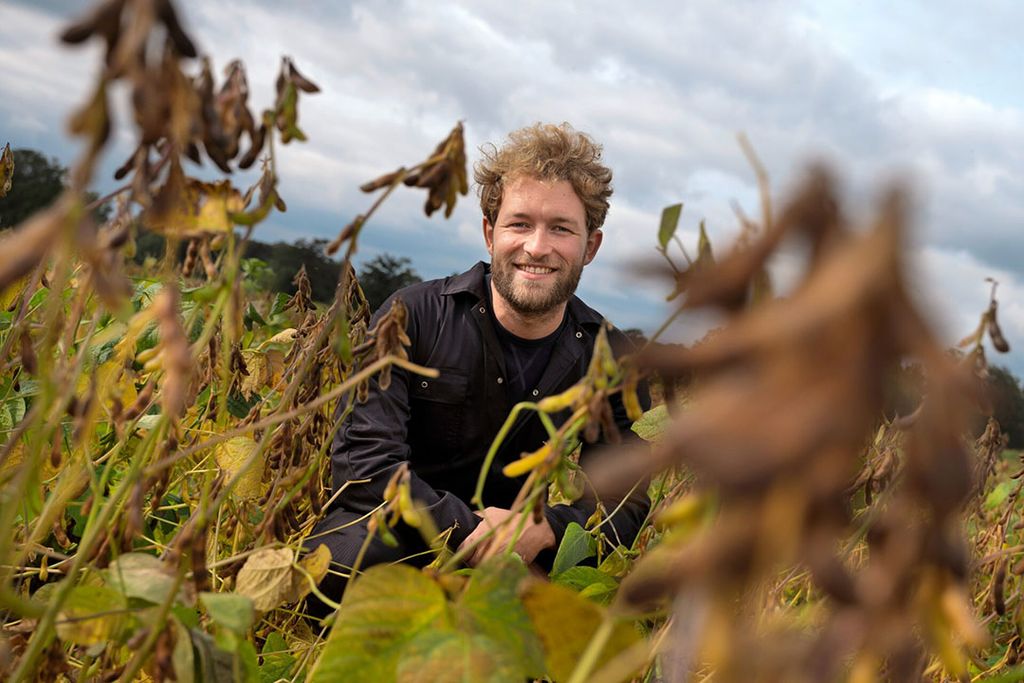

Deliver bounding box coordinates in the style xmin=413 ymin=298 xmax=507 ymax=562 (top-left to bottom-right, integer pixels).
xmin=458 ymin=506 xmax=555 ymax=567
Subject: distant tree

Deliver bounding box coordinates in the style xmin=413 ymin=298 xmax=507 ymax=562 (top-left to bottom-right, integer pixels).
xmin=242 ymin=237 xmax=342 ymax=303
xmin=0 ymin=149 xmax=64 ymax=228
xmin=989 ymin=365 xmax=1024 ymax=448
xmin=132 ymin=232 xmax=342 ymax=302
xmin=0 ymin=148 xmax=110 ymax=228
xmin=358 ymin=254 xmax=422 ymax=312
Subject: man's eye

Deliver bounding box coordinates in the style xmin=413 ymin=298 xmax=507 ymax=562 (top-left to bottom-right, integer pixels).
xmin=553 ymin=225 xmax=573 ymax=234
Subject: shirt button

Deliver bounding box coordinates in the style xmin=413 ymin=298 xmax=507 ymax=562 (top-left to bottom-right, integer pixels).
xmin=575 ymin=331 xmax=583 ymax=339
xmin=497 ymin=377 xmax=504 ymax=384
xmin=420 ymin=381 xmax=428 ymax=388
xmin=532 ymin=389 xmax=539 ymax=396
xmin=479 ymin=306 xmax=486 ymax=314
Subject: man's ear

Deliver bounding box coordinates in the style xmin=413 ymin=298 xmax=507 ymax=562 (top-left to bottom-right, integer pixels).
xmin=583 ymin=229 xmax=603 ymax=265
xmin=482 ymin=217 xmax=495 ymax=256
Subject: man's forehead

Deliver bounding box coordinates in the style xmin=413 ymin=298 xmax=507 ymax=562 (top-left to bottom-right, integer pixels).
xmin=498 ymin=179 xmax=585 ymax=223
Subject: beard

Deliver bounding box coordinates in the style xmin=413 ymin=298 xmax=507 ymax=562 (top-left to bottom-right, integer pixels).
xmin=490 ymin=255 xmax=584 ymax=316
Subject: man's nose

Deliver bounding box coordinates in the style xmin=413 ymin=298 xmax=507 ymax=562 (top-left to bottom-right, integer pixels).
xmin=523 ymin=227 xmax=552 ymax=258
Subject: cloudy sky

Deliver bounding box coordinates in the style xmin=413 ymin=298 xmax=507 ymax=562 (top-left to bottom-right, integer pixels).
xmin=2 ymin=0 xmax=1022 ymax=374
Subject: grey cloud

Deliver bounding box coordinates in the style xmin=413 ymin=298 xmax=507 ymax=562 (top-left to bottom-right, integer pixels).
xmin=2 ymin=0 xmax=1022 ymax=344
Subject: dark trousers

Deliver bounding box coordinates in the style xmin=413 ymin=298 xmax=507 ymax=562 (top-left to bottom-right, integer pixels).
xmin=303 ymin=507 xmax=431 ymax=619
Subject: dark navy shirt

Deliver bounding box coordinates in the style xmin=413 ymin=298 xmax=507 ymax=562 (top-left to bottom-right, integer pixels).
xmin=486 ymin=275 xmax=567 ymax=405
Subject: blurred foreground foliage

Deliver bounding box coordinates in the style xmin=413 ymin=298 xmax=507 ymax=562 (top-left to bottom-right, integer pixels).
xmin=0 ymin=1 xmax=1021 ymax=682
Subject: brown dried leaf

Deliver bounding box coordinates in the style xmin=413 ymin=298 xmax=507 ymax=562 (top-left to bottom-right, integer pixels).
xmin=0 ymin=143 xmax=13 ymax=198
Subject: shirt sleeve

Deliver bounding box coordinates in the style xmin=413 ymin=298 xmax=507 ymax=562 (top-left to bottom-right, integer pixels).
xmin=328 ymin=296 xmax=481 ymax=549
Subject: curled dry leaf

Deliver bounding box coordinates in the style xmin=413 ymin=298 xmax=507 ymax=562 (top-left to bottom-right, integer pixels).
xmin=403 ymin=121 xmax=469 ymax=218
xmin=273 ymin=57 xmax=320 ymax=144
xmin=144 ymin=160 xmax=245 ymax=237
xmin=0 ymin=142 xmax=13 ymax=198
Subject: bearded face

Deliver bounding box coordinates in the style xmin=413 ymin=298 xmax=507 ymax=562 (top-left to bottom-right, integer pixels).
xmin=484 ymin=176 xmax=602 ymax=320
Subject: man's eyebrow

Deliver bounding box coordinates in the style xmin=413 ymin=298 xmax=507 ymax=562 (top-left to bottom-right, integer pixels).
xmin=506 ymin=212 xmax=581 ymax=226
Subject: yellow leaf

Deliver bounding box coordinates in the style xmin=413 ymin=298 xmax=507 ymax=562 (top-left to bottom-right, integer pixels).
xmin=215 ymin=436 xmax=265 ymax=501
xmin=520 ymin=580 xmax=641 ymax=682
xmin=0 ymin=438 xmax=24 ymax=480
xmin=78 ymin=361 xmax=138 ymax=418
xmin=265 ymin=349 xmax=286 ymax=390
xmin=235 ymin=547 xmax=294 ymax=612
xmin=56 ymin=585 xmax=127 ymax=646
xmin=193 ymin=181 xmax=244 ymax=233
xmin=0 ymin=274 xmax=28 ymax=311
xmin=261 ymin=328 xmax=298 ymax=348
xmin=144 ymin=164 xmax=244 ymax=237
xmin=289 ymin=543 xmax=331 ymax=603
xmin=240 ymin=350 xmax=269 ymax=399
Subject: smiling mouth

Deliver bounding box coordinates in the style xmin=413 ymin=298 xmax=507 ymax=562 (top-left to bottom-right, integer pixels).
xmin=515 ymin=264 xmax=557 ymax=275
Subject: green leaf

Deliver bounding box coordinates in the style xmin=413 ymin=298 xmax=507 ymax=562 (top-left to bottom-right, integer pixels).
xmin=986 ymin=480 xmax=1013 ymax=510
xmin=228 ymin=390 xmax=260 ymax=419
xmin=632 ymin=404 xmax=668 ymax=441
xmin=454 ymin=557 xmax=544 ymax=677
xmin=6 ymin=396 xmax=25 ymax=428
xmin=259 ymin=631 xmax=296 ymax=683
xmin=201 ymin=592 xmax=256 ymax=634
xmin=236 ymin=639 xmax=260 ymax=683
xmin=0 ymin=401 xmax=11 ymax=435
xmin=696 ymin=219 xmax=715 ymax=267
xmin=268 ymin=292 xmax=291 ymax=320
xmin=657 ymin=203 xmax=683 ymax=251
xmin=553 ymin=566 xmax=618 ymax=604
xmin=597 ymin=546 xmax=633 ymax=578
xmin=552 ymin=522 xmax=596 ymax=575
xmin=171 ymin=616 xmax=196 ymax=683
xmin=244 ymin=302 xmax=267 ymax=330
xmin=55 ymin=584 xmax=128 ymax=646
xmin=521 ymin=580 xmax=642 ymax=682
xmin=395 ymin=631 xmax=522 ymax=683
xmin=309 ymin=565 xmax=452 ymax=683
xmin=191 ymin=628 xmax=238 ymax=683
xmin=104 ymin=552 xmax=181 ymax=605
xmin=136 ymin=414 xmax=162 ymax=431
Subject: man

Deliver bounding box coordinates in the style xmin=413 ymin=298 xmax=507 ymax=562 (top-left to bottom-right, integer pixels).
xmin=306 ymin=123 xmax=650 ymax=612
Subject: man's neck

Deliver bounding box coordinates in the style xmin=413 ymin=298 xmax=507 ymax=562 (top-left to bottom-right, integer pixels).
xmin=489 ymin=281 xmax=567 ymax=340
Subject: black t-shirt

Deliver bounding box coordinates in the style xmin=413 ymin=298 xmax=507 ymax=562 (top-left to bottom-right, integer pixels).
xmin=486 ymin=276 xmax=566 ymax=405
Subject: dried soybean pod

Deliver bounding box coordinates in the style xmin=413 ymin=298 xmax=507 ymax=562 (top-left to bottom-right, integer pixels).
xmin=993 ymin=557 xmax=1008 ymax=616
xmin=988 ymin=316 xmax=1010 ymax=353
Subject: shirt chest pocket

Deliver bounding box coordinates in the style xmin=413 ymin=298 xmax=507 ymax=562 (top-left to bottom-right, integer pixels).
xmin=407 ymin=369 xmax=469 ymax=467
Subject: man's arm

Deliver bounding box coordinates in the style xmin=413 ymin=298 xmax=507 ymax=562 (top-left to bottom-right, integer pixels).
xmin=329 ymin=300 xmax=481 ymax=549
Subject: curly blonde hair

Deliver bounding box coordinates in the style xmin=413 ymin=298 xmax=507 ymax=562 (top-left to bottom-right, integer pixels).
xmin=474 ymin=123 xmax=613 ymax=234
